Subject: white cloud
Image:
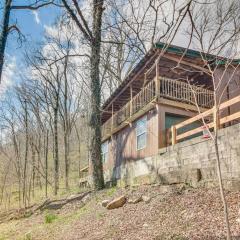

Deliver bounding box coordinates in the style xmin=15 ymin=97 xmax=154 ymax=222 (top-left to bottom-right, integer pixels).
xmin=44 ymin=25 xmax=58 ymax=38
xmin=33 ymin=11 xmax=40 ymax=24
xmin=0 ymin=56 xmax=16 ymax=97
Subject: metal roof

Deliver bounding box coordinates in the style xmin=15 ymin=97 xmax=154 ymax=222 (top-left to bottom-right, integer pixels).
xmin=101 ymin=42 xmax=240 ymax=112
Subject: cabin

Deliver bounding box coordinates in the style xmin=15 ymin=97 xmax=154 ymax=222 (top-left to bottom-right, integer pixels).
xmin=81 ymin=43 xmax=240 ymax=187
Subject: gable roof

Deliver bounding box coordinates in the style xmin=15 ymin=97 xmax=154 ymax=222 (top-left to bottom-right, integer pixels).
xmin=101 ymin=42 xmax=240 ymax=121
xmin=155 ymin=42 xmax=240 ymax=65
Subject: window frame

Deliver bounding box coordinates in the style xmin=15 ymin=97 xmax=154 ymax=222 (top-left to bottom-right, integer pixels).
xmin=101 ymin=140 xmax=109 ymax=163
xmin=136 ymin=116 xmax=147 ymax=151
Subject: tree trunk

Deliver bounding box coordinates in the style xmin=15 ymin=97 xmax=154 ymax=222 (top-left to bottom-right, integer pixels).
xmin=214 ymin=136 xmax=231 ymax=240
xmin=63 ymin=55 xmax=70 ymax=190
xmin=36 ymin=138 xmax=42 ymax=190
xmin=23 ymin=100 xmax=29 ymax=208
xmin=45 ymin=130 xmax=49 ymax=198
xmin=31 ymin=142 xmax=36 ymax=198
xmin=11 ymin=127 xmax=22 ymax=208
xmin=74 ymin=123 xmax=81 ymax=178
xmin=213 ymin=97 xmax=231 ymax=240
xmin=0 ymin=0 xmax=12 ymax=83
xmin=53 ymin=106 xmax=59 ymax=195
xmin=89 ymin=0 xmax=105 ymax=190
xmin=0 ymin=161 xmax=11 ymax=205
xmin=64 ymin=133 xmax=70 ymax=190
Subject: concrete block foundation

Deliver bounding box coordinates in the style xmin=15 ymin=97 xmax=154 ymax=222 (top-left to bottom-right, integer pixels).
xmin=106 ymin=123 xmax=240 ymax=191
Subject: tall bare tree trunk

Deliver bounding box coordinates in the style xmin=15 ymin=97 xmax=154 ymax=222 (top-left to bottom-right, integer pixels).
xmin=64 ymin=132 xmax=69 ymax=189
xmin=31 ymin=141 xmax=36 ymax=198
xmin=0 ymin=0 xmax=12 ymax=83
xmin=53 ymin=106 xmax=59 ymax=195
xmin=36 ymin=138 xmax=42 ymax=190
xmin=61 ymin=0 xmax=105 ymax=190
xmin=12 ymin=128 xmax=22 ymax=208
xmin=74 ymin=123 xmax=81 ymax=178
xmin=89 ymin=0 xmax=105 ymax=190
xmin=63 ymin=55 xmax=70 ymax=190
xmin=45 ymin=130 xmax=49 ymax=198
xmin=23 ymin=100 xmax=29 ymax=207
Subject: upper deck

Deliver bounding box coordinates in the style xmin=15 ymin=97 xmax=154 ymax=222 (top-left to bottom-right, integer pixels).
xmin=100 ymin=43 xmax=220 ymax=142
xmin=102 ymin=76 xmax=213 ymax=141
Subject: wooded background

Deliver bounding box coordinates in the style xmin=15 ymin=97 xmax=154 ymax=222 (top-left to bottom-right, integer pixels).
xmin=0 ymin=0 xmax=240 ymax=214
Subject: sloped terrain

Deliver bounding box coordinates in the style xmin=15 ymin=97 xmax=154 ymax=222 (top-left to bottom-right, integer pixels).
xmin=0 ymin=184 xmax=240 ymax=240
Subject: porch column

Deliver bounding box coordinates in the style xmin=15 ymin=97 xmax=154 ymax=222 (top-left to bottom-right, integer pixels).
xmin=171 ymin=125 xmax=177 ymax=145
xmin=155 ymin=58 xmax=160 ymax=98
xmin=130 ymin=85 xmax=133 ymax=116
xmin=111 ymin=104 xmax=114 ymax=132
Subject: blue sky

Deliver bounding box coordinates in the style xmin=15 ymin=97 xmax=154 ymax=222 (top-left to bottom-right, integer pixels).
xmin=0 ymin=1 xmax=62 ymax=93
xmin=7 ymin=4 xmax=61 ymax=55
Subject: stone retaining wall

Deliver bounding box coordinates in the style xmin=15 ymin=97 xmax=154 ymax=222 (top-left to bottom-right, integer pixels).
xmin=108 ymin=123 xmax=240 ymax=190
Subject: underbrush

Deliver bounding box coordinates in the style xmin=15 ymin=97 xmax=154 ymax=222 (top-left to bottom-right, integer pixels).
xmin=44 ymin=212 xmax=58 ymax=224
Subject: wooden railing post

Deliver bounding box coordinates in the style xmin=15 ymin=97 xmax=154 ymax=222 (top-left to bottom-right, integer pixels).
xmin=130 ymin=84 xmax=133 ymax=116
xmin=155 ymin=59 xmax=160 ymax=97
xmin=111 ymin=104 xmax=114 ymax=132
xmin=171 ymin=126 xmax=177 ymax=145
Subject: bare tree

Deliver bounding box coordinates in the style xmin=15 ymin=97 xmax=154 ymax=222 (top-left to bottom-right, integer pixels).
xmin=61 ymin=0 xmax=105 ymax=189
xmin=166 ymin=1 xmax=240 ymax=239
xmin=0 ymin=0 xmax=62 ymax=83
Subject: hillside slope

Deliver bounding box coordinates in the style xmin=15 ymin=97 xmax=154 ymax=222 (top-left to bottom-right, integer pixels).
xmin=0 ymin=185 xmax=240 ymax=240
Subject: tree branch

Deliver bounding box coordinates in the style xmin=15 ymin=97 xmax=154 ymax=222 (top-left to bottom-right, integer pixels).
xmin=11 ymin=1 xmax=63 ymax=10
xmin=61 ymin=0 xmax=92 ymax=42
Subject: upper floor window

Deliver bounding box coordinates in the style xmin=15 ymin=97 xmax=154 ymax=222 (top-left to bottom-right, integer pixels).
xmin=101 ymin=141 xmax=108 ymax=163
xmin=136 ymin=116 xmax=147 ymax=150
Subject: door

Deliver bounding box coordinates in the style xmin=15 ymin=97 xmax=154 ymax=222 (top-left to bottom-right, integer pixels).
xmin=165 ymin=113 xmax=202 ymax=142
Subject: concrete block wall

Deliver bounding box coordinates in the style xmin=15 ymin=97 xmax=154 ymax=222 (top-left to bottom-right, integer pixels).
xmin=108 ymin=123 xmax=240 ymax=190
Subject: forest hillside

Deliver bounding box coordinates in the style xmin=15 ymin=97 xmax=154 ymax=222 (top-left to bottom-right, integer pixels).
xmin=0 ymin=184 xmax=240 ymax=240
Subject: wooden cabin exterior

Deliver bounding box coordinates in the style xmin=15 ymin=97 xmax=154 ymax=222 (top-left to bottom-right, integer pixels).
xmin=91 ymin=43 xmax=240 ymax=185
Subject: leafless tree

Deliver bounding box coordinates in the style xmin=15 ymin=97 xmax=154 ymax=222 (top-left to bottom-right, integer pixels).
xmin=0 ymin=0 xmax=62 ymax=83
xmin=61 ymin=0 xmax=105 ymax=189
xmin=167 ymin=1 xmax=240 ymax=239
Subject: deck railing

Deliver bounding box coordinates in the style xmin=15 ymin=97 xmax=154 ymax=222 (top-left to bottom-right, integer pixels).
xmin=170 ymin=95 xmax=240 ymax=145
xmin=101 ymin=80 xmax=156 ymax=137
xmin=161 ymin=77 xmax=213 ymax=108
xmin=101 ymin=117 xmax=112 ymax=141
xmin=132 ymin=80 xmax=155 ymax=114
xmin=112 ymin=101 xmax=131 ymax=127
xmin=102 ymin=77 xmax=214 ymax=139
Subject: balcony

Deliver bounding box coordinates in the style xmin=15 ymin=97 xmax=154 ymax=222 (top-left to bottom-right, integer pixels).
xmin=102 ymin=76 xmax=214 ymax=141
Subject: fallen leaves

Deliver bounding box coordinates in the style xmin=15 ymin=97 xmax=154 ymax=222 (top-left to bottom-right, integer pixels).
xmin=1 ymin=185 xmax=240 ymax=240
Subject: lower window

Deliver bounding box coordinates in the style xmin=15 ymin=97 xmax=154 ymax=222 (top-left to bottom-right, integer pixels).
xmin=136 ymin=116 xmax=147 ymax=150
xmin=101 ymin=141 xmax=108 ymax=163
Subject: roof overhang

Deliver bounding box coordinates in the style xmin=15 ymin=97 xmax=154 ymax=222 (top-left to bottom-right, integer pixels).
xmin=101 ymin=42 xmax=240 ymax=123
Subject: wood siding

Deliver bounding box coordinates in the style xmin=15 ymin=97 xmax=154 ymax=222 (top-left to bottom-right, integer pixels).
xmin=104 ymin=108 xmax=159 ymax=174
xmin=215 ymin=68 xmax=240 ymax=117
xmin=103 ymin=103 xmax=199 ymax=174
xmin=100 ymin=66 xmax=240 ymax=181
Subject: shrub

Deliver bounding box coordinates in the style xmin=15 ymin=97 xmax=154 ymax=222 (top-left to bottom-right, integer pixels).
xmin=24 ymin=232 xmax=32 ymax=240
xmin=106 ymin=187 xmax=117 ymax=197
xmin=44 ymin=213 xmax=57 ymax=224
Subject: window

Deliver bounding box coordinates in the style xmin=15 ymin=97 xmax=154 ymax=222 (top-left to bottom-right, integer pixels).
xmin=136 ymin=116 xmax=147 ymax=150
xmin=101 ymin=141 xmax=108 ymax=163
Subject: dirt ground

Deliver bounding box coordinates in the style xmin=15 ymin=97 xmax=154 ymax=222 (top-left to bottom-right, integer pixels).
xmin=1 ymin=184 xmax=240 ymax=240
